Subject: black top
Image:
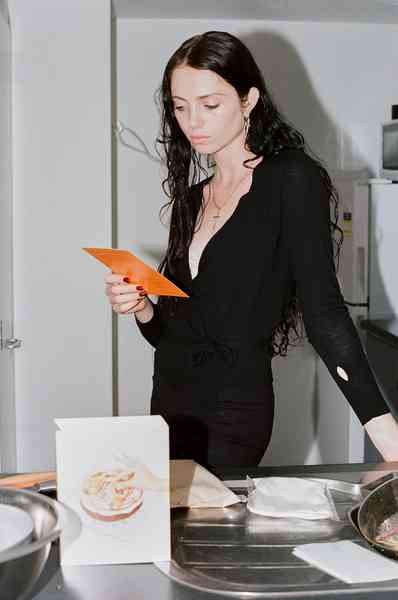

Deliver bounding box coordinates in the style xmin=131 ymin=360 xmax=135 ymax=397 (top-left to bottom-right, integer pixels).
xmin=136 ymin=149 xmax=389 ymax=426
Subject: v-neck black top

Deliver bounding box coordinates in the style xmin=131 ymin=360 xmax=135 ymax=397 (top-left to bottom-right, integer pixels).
xmin=136 ymin=149 xmax=389 ymax=426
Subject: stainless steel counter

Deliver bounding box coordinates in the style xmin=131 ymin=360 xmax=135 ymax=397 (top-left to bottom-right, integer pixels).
xmin=28 ymin=462 xmax=398 ymax=600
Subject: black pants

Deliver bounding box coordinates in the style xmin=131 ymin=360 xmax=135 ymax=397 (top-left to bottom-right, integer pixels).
xmin=150 ymin=373 xmax=275 ymax=469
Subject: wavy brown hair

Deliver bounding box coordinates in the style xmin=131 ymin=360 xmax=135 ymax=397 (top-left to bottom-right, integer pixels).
xmin=155 ymin=31 xmax=343 ymax=357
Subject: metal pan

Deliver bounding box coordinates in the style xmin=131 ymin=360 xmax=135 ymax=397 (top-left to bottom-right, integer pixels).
xmin=357 ymin=476 xmax=398 ymax=560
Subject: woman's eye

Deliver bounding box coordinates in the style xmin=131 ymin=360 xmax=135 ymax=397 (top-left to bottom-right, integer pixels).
xmin=205 ymin=104 xmax=219 ymax=110
xmin=174 ymin=106 xmax=184 ymax=112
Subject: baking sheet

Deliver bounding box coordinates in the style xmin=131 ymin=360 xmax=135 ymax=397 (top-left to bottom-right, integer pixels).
xmin=157 ymin=475 xmax=397 ymax=597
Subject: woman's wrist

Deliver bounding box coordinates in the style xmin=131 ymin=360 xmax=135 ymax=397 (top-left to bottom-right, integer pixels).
xmin=134 ymin=298 xmax=154 ymax=324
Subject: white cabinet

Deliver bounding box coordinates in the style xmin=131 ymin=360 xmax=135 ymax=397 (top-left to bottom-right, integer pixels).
xmin=369 ymin=183 xmax=398 ymax=319
xmin=9 ymin=0 xmax=113 ymax=470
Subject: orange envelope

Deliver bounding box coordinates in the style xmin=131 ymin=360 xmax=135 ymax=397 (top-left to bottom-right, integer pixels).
xmin=83 ymin=247 xmax=189 ymax=298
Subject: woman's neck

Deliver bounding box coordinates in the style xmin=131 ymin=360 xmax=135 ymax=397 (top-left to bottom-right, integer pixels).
xmin=211 ymin=138 xmax=258 ymax=187
xmin=212 ymin=152 xmax=261 ymax=188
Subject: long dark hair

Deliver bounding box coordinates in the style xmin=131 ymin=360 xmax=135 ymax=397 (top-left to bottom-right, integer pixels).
xmin=156 ymin=31 xmax=342 ymax=357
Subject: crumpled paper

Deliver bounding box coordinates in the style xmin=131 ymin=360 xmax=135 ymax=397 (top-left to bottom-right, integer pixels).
xmin=170 ymin=460 xmax=240 ymax=508
xmin=106 ymin=454 xmax=240 ymax=509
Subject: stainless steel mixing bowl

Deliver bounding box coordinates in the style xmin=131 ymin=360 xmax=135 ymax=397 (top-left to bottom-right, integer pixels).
xmin=0 ymin=487 xmax=62 ymax=600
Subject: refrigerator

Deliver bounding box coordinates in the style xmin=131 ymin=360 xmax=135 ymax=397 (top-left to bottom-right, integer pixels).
xmin=314 ymin=171 xmax=371 ymax=464
xmin=365 ymin=182 xmax=398 ymax=460
xmin=368 ymin=182 xmax=398 ymax=320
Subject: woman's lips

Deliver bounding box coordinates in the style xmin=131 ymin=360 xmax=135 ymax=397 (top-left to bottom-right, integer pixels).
xmin=191 ymin=136 xmax=209 ymax=144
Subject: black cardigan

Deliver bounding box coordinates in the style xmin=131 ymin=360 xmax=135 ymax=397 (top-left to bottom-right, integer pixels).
xmin=136 ymin=149 xmax=389 ymax=426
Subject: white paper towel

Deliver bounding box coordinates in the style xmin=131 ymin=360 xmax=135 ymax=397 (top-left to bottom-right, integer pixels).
xmin=293 ymin=540 xmax=398 ymax=583
xmin=247 ymin=477 xmax=339 ymax=520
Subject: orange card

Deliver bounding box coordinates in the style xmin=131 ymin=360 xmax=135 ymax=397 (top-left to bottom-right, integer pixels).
xmin=83 ymin=247 xmax=189 ymax=298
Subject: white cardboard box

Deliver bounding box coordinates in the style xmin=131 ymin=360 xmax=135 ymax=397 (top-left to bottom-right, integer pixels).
xmin=55 ymin=416 xmax=170 ymax=566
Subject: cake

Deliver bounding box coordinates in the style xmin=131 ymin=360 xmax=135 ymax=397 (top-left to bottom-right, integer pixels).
xmin=80 ymin=469 xmax=143 ymax=521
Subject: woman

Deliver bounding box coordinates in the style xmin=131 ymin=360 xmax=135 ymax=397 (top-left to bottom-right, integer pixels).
xmin=106 ymin=31 xmax=398 ymax=467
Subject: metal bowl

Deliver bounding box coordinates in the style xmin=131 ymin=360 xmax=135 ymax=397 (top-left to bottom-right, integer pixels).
xmin=358 ymin=476 xmax=398 ymax=560
xmin=0 ymin=487 xmax=62 ymax=600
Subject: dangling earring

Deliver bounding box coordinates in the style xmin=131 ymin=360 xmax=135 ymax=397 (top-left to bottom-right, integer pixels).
xmin=243 ymin=114 xmax=250 ymax=147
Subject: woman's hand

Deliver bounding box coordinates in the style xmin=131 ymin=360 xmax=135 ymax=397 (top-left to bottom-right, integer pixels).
xmin=359 ymin=469 xmax=395 ymax=488
xmin=105 ymin=273 xmax=149 ymax=316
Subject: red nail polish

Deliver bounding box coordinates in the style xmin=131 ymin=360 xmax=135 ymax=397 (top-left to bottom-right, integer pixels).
xmin=123 ymin=277 xmax=130 ymax=283
xmin=136 ymin=285 xmax=144 ymax=291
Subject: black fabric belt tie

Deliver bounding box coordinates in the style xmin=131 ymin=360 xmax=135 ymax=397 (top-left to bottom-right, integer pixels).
xmin=191 ymin=338 xmax=240 ymax=368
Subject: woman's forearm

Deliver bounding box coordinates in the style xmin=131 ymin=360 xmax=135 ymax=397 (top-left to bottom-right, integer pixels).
xmin=364 ymin=412 xmax=398 ymax=461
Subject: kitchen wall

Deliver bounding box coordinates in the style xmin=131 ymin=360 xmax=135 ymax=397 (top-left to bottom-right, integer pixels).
xmin=116 ymin=18 xmax=398 ymax=465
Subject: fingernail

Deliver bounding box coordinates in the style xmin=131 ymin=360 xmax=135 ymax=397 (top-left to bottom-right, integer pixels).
xmin=136 ymin=285 xmax=144 ymax=291
xmin=139 ymin=291 xmax=147 ymax=297
xmin=123 ymin=277 xmax=130 ymax=283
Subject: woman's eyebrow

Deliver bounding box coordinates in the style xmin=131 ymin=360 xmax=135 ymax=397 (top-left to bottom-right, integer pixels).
xmin=172 ymin=93 xmax=226 ymax=101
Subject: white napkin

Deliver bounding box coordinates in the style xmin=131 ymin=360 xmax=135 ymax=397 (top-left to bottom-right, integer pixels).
xmin=170 ymin=460 xmax=240 ymax=508
xmin=293 ymin=540 xmax=398 ymax=583
xmin=247 ymin=477 xmax=339 ymax=520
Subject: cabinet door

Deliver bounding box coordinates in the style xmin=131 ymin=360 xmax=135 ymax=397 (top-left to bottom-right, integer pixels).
xmin=9 ymin=0 xmax=113 ymax=471
xmin=367 ymin=335 xmax=398 ymax=415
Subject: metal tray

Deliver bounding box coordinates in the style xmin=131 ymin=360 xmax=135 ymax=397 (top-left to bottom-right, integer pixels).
xmin=159 ymin=474 xmax=398 ymax=597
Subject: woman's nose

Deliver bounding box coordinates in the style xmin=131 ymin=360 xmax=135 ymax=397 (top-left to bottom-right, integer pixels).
xmin=188 ymin=109 xmax=204 ymax=129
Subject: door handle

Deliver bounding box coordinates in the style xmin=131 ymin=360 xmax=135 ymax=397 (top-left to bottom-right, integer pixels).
xmin=4 ymin=337 xmax=22 ymax=350
xmin=0 ymin=320 xmax=22 ymax=350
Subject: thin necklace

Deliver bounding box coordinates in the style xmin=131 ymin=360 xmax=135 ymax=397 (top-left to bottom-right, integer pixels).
xmin=209 ymin=170 xmax=251 ymax=232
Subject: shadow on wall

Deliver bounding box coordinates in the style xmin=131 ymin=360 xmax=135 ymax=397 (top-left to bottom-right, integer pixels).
xmin=242 ymin=30 xmax=367 ymax=172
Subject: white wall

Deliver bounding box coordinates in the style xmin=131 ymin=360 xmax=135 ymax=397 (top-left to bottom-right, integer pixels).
xmin=115 ymin=21 xmax=168 ymax=416
xmin=116 ymin=18 xmax=398 ymax=465
xmin=9 ymin=0 xmax=113 ymax=470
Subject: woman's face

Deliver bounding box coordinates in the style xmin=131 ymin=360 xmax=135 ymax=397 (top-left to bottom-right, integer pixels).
xmin=170 ymin=65 xmax=253 ymax=155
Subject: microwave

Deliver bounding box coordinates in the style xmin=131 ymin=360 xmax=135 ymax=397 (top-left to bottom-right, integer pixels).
xmin=381 ymin=119 xmax=398 ymax=181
